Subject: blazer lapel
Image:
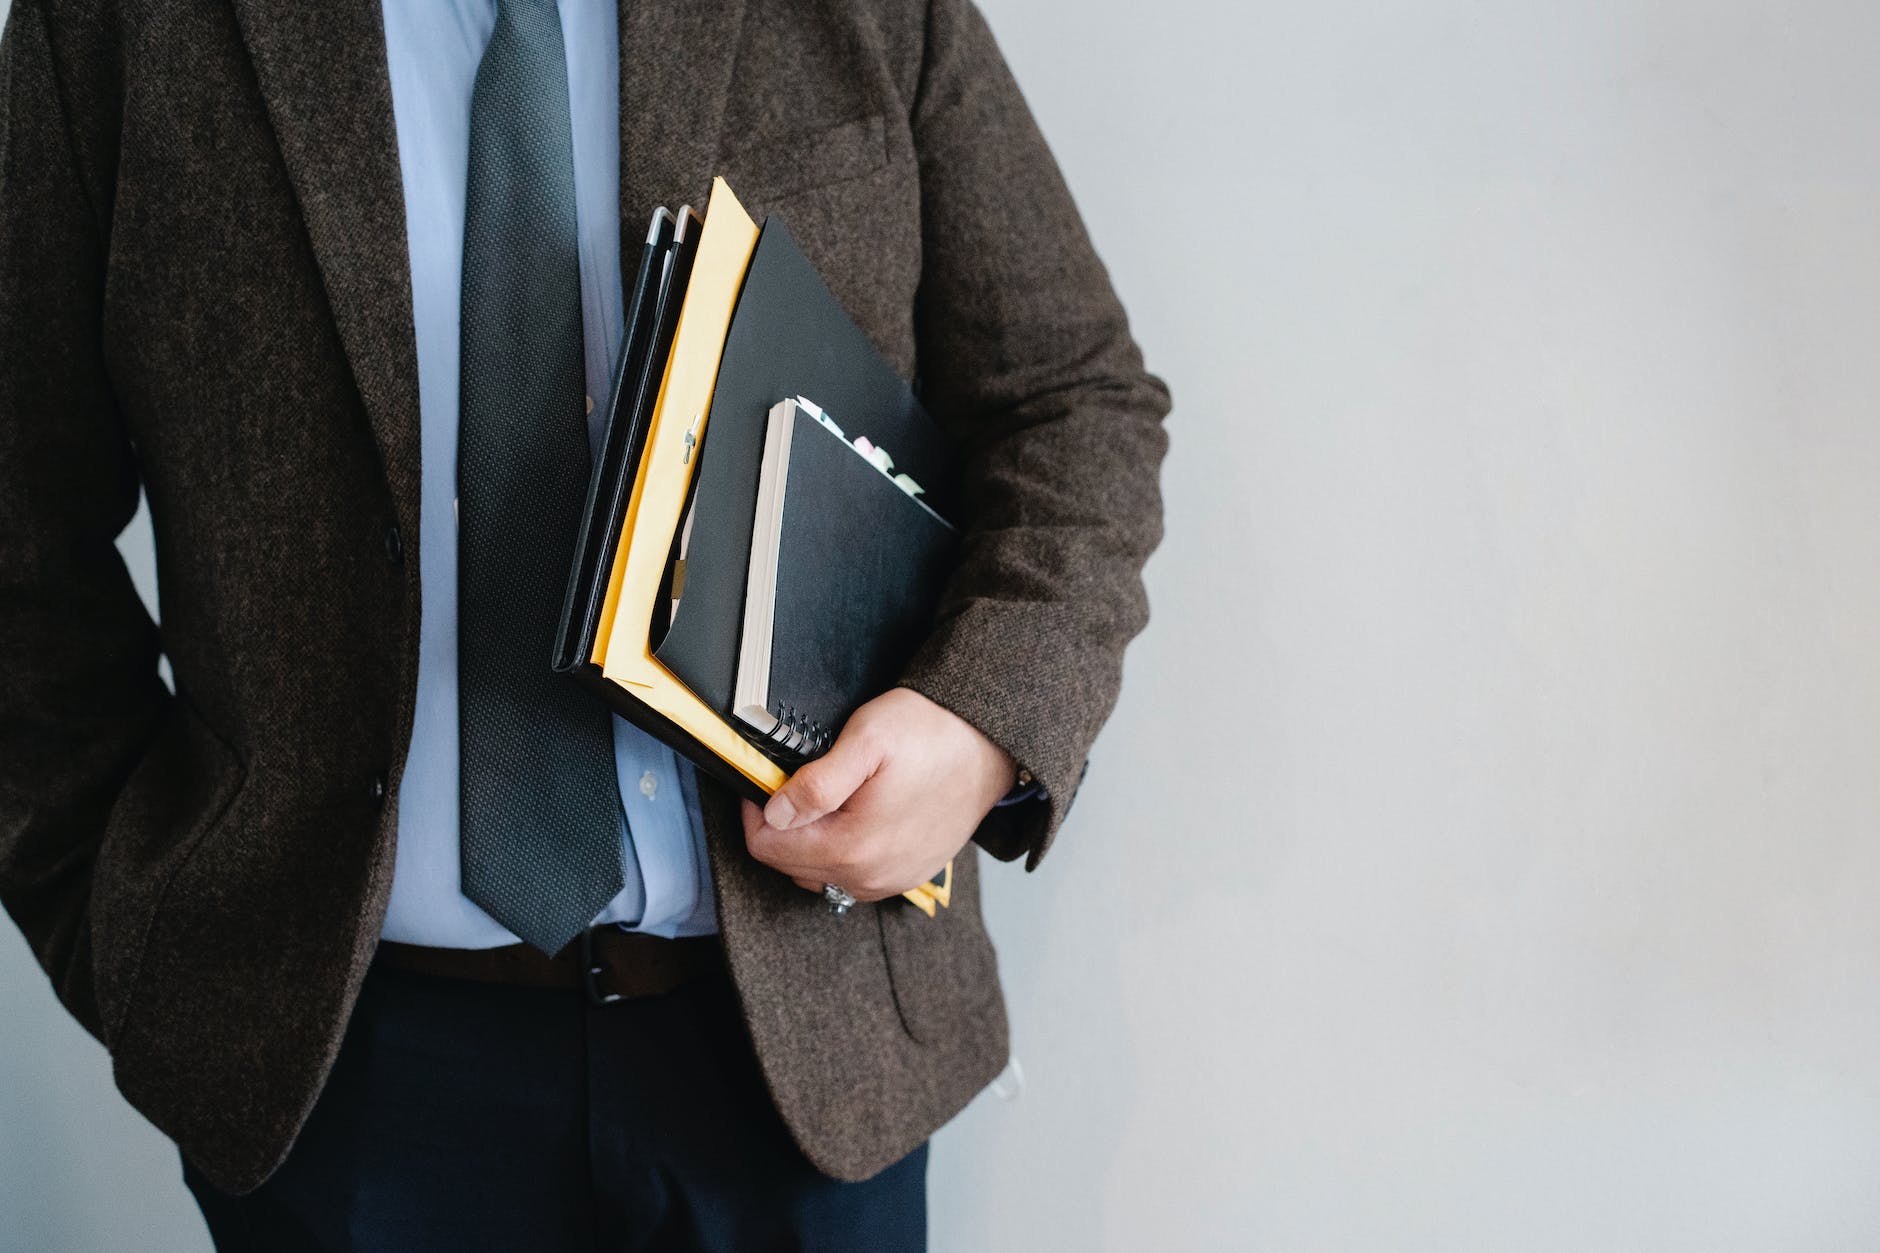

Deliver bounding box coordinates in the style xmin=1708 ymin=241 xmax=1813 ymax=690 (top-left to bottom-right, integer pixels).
xmin=227 ymin=0 xmax=748 ymax=538
xmin=616 ymin=0 xmax=749 ymax=225
xmin=229 ymin=0 xmax=422 ymax=522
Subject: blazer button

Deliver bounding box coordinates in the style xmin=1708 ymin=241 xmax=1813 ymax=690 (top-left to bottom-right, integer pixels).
xmin=368 ymin=772 xmax=388 ymax=806
xmin=383 ymin=523 xmax=404 ymax=564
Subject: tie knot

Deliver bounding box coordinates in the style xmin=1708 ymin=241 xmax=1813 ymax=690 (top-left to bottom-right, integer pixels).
xmin=492 ymin=0 xmax=564 ymax=48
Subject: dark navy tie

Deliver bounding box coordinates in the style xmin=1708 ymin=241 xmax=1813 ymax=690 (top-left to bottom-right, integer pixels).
xmin=457 ymin=0 xmax=622 ymax=955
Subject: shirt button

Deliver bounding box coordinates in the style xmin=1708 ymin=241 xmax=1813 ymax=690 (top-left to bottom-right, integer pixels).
xmin=382 ymin=523 xmax=403 ymax=564
xmin=586 ymin=395 xmax=595 ymax=415
xmin=368 ymin=772 xmax=387 ymax=805
xmin=639 ymin=771 xmax=658 ymax=799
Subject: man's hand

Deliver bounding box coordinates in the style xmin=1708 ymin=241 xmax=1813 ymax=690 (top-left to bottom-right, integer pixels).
xmin=741 ymin=687 xmax=1017 ymax=901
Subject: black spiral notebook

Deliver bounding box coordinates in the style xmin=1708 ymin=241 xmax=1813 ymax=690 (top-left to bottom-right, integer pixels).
xmin=732 ymin=398 xmax=960 ymax=760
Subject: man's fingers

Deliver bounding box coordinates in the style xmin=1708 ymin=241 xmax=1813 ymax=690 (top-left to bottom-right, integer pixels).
xmin=762 ymin=727 xmax=884 ymax=831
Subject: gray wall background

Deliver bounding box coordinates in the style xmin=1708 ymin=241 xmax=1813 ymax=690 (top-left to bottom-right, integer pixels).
xmin=7 ymin=0 xmax=1880 ymax=1249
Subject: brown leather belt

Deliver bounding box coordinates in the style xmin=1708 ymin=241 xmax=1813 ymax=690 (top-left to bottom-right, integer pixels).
xmin=373 ymin=928 xmax=724 ymax=1005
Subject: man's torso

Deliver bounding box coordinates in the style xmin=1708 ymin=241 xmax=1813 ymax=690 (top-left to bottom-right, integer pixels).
xmin=63 ymin=0 xmax=1006 ymax=1193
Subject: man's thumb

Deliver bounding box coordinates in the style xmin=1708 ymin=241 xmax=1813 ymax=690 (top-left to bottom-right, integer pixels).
xmin=763 ymin=732 xmax=880 ymax=830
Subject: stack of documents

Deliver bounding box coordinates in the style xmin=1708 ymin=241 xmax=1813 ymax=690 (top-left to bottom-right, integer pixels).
xmin=552 ymin=178 xmax=962 ymax=914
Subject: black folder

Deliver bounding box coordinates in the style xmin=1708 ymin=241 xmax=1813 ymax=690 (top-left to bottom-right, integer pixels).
xmin=653 ymin=218 xmax=961 ymax=727
xmin=553 ymin=203 xmax=702 ymax=673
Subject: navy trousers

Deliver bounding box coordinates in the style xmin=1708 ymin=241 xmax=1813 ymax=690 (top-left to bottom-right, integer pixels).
xmin=181 ymin=957 xmax=927 ymax=1252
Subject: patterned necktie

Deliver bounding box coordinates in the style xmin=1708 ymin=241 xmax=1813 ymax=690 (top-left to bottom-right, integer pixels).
xmin=457 ymin=0 xmax=622 ymax=956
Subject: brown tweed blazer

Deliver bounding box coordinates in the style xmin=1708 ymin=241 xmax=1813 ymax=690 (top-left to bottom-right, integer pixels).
xmin=0 ymin=0 xmax=1169 ymax=1195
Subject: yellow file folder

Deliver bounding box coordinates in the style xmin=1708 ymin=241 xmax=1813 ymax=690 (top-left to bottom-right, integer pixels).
xmin=593 ymin=178 xmax=787 ymax=795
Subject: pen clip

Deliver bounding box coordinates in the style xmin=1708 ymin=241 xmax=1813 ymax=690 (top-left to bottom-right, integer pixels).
xmin=681 ymin=411 xmax=702 ymax=464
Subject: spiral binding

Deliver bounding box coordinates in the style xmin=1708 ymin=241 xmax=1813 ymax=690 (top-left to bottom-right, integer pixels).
xmin=759 ymin=701 xmax=830 ymax=762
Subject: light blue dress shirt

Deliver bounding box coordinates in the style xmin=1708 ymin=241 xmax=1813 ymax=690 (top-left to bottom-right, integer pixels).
xmin=379 ymin=0 xmax=716 ymax=946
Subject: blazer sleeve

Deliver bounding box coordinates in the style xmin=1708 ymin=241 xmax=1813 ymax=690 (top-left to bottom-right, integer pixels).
xmin=0 ymin=0 xmax=166 ymax=1040
xmin=895 ymin=0 xmax=1171 ymax=870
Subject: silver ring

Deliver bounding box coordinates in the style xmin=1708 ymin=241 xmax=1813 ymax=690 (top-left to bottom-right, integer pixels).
xmin=822 ymin=883 xmax=857 ymax=915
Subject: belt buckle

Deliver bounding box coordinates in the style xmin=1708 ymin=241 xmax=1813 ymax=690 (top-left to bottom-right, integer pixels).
xmin=579 ymin=926 xmax=623 ymax=1007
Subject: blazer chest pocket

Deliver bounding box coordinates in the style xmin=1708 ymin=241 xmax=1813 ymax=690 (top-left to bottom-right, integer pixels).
xmin=720 ymin=113 xmax=891 ymax=205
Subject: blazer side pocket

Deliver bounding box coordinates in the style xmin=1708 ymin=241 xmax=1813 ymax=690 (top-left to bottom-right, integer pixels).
xmin=875 ymin=846 xmax=1001 ymax=1044
xmin=90 ymin=694 xmax=246 ymax=1046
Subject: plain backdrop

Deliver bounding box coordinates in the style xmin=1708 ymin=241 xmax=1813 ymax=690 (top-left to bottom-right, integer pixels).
xmin=8 ymin=0 xmax=1880 ymax=1249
